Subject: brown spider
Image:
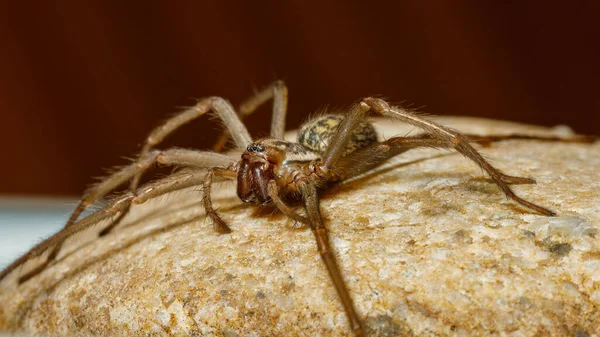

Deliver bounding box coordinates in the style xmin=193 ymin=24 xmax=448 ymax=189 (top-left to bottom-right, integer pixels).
xmin=1 ymin=81 xmax=595 ymax=336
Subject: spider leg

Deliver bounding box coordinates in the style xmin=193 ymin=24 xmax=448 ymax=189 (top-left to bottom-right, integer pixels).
xmin=296 ymin=181 xmax=364 ymax=336
xmin=331 ymin=136 xmax=443 ymax=180
xmin=130 ymin=97 xmax=251 ymax=192
xmin=113 ymin=97 xmax=249 ymax=238
xmin=267 ymin=180 xmax=309 ymax=225
xmin=335 ymin=134 xmax=589 ymax=182
xmin=1 ymin=193 xmax=134 ymax=284
xmin=65 ymin=96 xmax=245 ymax=230
xmin=465 ymin=133 xmax=597 ymax=146
xmin=213 ymin=80 xmax=288 ymax=151
xmin=64 ymin=150 xmax=162 ymax=232
xmin=333 ymin=136 xmax=536 ymax=184
xmin=133 ymin=169 xmax=207 ymax=205
xmin=100 ymin=170 xmax=208 ymax=236
xmin=66 ymin=149 xmax=234 ymax=231
xmin=403 ymin=132 xmax=596 ymax=148
xmin=98 ymin=150 xmax=236 ymax=236
xmin=297 ymin=181 xmax=364 ymax=335
xmin=7 ymin=150 xmax=235 ymax=284
xmin=202 ymin=168 xmax=237 ymax=233
xmin=321 ymin=98 xmax=557 ymax=216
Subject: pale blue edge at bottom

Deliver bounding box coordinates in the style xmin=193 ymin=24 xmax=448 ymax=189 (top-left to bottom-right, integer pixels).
xmin=0 ymin=197 xmax=76 ymax=270
xmin=0 ymin=197 xmax=82 ymax=337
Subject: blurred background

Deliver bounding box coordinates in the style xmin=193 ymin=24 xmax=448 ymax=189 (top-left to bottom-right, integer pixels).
xmin=0 ymin=1 xmax=598 ymax=197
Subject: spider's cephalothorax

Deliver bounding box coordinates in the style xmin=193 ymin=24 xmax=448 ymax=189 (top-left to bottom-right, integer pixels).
xmin=236 ymin=142 xmax=274 ymax=203
xmin=2 ymin=80 xmax=593 ymax=337
xmin=236 ymin=138 xmax=323 ymax=204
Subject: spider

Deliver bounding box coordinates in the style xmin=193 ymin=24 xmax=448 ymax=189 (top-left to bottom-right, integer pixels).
xmin=1 ymin=80 xmax=594 ymax=336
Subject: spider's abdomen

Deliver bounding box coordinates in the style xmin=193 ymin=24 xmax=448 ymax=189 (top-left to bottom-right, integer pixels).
xmin=297 ymin=114 xmax=377 ymax=156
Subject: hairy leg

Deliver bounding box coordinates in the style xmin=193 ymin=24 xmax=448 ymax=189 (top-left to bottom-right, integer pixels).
xmin=67 ymin=149 xmax=234 ymax=231
xmin=7 ymin=150 xmax=234 ymax=283
xmin=0 ymin=193 xmax=134 ymax=284
xmin=321 ymin=99 xmax=562 ymax=216
xmin=465 ymin=133 xmax=597 ymax=145
xmin=334 ymin=136 xmax=531 ymax=182
xmin=298 ymin=181 xmax=364 ymax=336
xmin=99 ymin=149 xmax=237 ymax=236
xmin=203 ymin=168 xmax=237 ymax=233
xmin=133 ymin=169 xmax=205 ymax=205
xmin=62 ymin=151 xmax=156 ymax=232
xmin=335 ymin=133 xmax=596 ymax=181
xmin=64 ymin=97 xmax=243 ymax=245
xmin=131 ymin=97 xmax=251 ymax=191
xmin=213 ymin=80 xmax=289 ymax=151
xmin=267 ymin=180 xmax=309 ymax=226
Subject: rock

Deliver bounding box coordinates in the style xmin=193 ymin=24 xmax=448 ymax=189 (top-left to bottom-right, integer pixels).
xmin=1 ymin=117 xmax=599 ymax=337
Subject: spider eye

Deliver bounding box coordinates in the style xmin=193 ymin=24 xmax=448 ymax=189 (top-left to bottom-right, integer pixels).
xmin=247 ymin=144 xmax=265 ymax=153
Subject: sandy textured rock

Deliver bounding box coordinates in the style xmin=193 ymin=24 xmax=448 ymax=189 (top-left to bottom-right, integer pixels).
xmin=1 ymin=117 xmax=599 ymax=337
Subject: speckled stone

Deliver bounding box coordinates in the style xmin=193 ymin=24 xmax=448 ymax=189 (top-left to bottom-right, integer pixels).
xmin=1 ymin=117 xmax=599 ymax=337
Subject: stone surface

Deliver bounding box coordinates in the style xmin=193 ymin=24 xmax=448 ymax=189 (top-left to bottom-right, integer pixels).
xmin=1 ymin=117 xmax=599 ymax=337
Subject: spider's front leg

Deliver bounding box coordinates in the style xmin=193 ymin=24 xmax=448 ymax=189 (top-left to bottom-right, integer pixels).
xmin=213 ymin=80 xmax=289 ymax=152
xmin=61 ymin=97 xmax=249 ymax=235
xmin=128 ymin=97 xmax=251 ymax=204
xmin=6 ymin=149 xmax=235 ymax=284
xmin=296 ymin=181 xmax=365 ymax=336
xmin=265 ymin=178 xmax=362 ymax=334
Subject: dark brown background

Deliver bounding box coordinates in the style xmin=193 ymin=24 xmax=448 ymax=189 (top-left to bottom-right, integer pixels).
xmin=0 ymin=1 xmax=598 ymax=196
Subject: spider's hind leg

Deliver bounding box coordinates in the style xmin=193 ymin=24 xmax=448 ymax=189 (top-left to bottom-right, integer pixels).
xmin=14 ymin=193 xmax=135 ymax=284
xmin=334 ymin=135 xmax=553 ymax=215
xmin=363 ymin=98 xmax=562 ymax=216
xmin=466 ymin=133 xmax=597 ymax=147
xmin=321 ymin=99 xmax=561 ymax=216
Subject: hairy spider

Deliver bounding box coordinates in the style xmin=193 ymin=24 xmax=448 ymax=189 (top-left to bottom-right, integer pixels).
xmin=1 ymin=81 xmax=595 ymax=336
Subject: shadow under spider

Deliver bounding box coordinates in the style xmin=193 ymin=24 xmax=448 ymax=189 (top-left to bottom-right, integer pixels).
xmin=322 ymin=152 xmax=455 ymax=198
xmin=320 ymin=150 xmax=548 ymax=220
xmin=42 ymin=198 xmax=204 ymax=269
